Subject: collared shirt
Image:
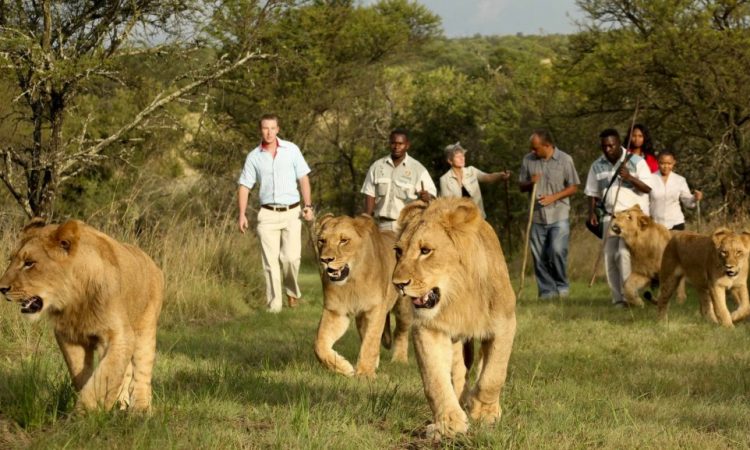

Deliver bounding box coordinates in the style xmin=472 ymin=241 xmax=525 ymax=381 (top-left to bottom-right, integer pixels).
xmin=584 ymin=149 xmax=651 ymax=215
xmin=237 ymin=138 xmax=311 ymax=206
xmin=439 ymin=166 xmax=489 ymax=218
xmin=519 ymin=148 xmax=580 ymax=224
xmin=360 ymin=154 xmax=437 ymax=220
xmin=647 ymin=171 xmax=697 ymax=228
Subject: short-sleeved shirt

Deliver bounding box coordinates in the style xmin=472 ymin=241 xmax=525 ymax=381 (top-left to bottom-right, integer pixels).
xmin=647 ymin=172 xmax=697 ymax=228
xmin=439 ymin=166 xmax=488 ymax=218
xmin=518 ymin=148 xmax=580 ymax=224
xmin=361 ymin=154 xmax=437 ymax=220
xmin=237 ymin=138 xmax=311 ymax=206
xmin=584 ymin=149 xmax=651 ymax=215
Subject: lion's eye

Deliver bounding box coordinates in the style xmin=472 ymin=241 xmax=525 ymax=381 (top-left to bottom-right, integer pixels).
xmin=23 ymin=260 xmax=35 ymax=269
xmin=394 ymin=247 xmax=402 ymax=259
xmin=720 ymin=251 xmax=728 ymax=257
xmin=340 ymin=238 xmax=349 ymax=245
xmin=420 ymin=247 xmax=432 ymax=256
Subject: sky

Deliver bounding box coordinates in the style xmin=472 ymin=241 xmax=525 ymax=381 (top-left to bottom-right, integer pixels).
xmin=361 ymin=0 xmax=585 ymax=37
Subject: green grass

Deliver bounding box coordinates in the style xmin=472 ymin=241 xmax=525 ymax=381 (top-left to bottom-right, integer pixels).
xmin=2 ymin=258 xmax=750 ymax=449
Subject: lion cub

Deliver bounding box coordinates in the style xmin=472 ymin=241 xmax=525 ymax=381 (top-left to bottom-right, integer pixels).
xmin=0 ymin=219 xmax=164 ymax=411
xmin=314 ymin=214 xmax=411 ymax=377
xmin=657 ymin=228 xmax=750 ymax=327
xmin=392 ymin=198 xmax=516 ymax=439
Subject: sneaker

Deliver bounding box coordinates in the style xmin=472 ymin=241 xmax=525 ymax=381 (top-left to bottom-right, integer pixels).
xmin=558 ymin=290 xmax=570 ymax=299
xmin=287 ymin=296 xmax=299 ymax=308
xmin=613 ymin=301 xmax=628 ymax=309
xmin=539 ymin=293 xmax=557 ymax=300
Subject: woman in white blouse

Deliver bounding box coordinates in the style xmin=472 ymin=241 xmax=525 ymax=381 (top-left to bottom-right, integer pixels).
xmin=439 ymin=142 xmax=511 ymax=218
xmin=649 ymin=150 xmax=703 ymax=230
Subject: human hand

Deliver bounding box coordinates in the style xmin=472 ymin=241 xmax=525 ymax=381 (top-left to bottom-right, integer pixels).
xmin=497 ymin=170 xmax=512 ymax=181
xmin=302 ymin=206 xmax=315 ymax=222
xmin=694 ymin=190 xmax=703 ymax=202
xmin=618 ymin=166 xmax=632 ymax=181
xmin=418 ymin=190 xmax=432 ymax=202
xmin=530 ymin=173 xmax=541 ymax=184
xmin=238 ymin=215 xmax=248 ymax=234
xmin=538 ymin=194 xmax=557 ymax=207
xmin=589 ymin=211 xmax=599 ymax=226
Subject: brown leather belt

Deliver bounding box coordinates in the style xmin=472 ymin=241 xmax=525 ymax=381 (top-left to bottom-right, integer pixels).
xmin=261 ymin=202 xmax=300 ymax=212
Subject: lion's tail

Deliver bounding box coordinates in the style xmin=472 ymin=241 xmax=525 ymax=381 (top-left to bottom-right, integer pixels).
xmin=381 ymin=313 xmax=393 ymax=349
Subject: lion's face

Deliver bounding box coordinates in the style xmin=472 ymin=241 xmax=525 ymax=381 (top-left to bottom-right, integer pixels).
xmin=712 ymin=229 xmax=750 ymax=277
xmin=610 ymin=205 xmax=650 ymax=238
xmin=392 ymin=199 xmax=482 ymax=320
xmin=0 ymin=220 xmax=79 ymax=321
xmin=316 ymin=215 xmax=375 ymax=284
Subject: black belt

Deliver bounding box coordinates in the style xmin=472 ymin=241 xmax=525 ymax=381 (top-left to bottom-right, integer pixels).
xmin=378 ymin=216 xmax=396 ymax=222
xmin=261 ymin=202 xmax=300 ymax=212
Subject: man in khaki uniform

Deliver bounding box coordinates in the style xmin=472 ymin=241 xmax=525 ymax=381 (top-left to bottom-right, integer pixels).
xmin=361 ymin=129 xmax=437 ymax=231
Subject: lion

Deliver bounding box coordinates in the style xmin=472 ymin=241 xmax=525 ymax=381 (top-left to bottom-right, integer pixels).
xmin=313 ymin=214 xmax=411 ymax=377
xmin=610 ymin=205 xmax=686 ymax=307
xmin=0 ymin=219 xmax=164 ymax=412
xmin=392 ymin=197 xmax=516 ymax=439
xmin=657 ymin=228 xmax=750 ymax=327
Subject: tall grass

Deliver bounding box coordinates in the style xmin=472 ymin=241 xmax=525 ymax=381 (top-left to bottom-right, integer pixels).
xmin=1 ymin=215 xmax=750 ymax=448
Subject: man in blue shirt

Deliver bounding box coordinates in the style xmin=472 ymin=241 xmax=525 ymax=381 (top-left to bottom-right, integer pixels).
xmin=237 ymin=114 xmax=314 ymax=313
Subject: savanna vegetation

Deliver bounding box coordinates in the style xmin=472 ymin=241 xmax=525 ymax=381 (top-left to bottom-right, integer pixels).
xmin=1 ymin=0 xmax=750 ymax=448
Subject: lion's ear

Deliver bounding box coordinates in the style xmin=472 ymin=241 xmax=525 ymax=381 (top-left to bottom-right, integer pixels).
xmin=315 ymin=213 xmax=335 ymax=237
xmin=638 ymin=215 xmax=651 ymax=229
xmin=712 ymin=227 xmax=732 ymax=248
xmin=398 ymin=201 xmax=428 ymax=231
xmin=21 ymin=217 xmax=47 ymax=237
xmin=445 ymin=198 xmax=482 ymax=231
xmin=353 ymin=214 xmax=377 ymax=235
xmin=741 ymin=230 xmax=750 ymax=248
xmin=632 ymin=204 xmax=642 ymax=212
xmin=52 ymin=220 xmax=81 ymax=254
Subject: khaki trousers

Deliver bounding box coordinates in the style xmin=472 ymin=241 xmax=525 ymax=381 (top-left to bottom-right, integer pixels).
xmin=256 ymin=206 xmax=303 ymax=312
xmin=603 ymin=217 xmax=632 ymax=305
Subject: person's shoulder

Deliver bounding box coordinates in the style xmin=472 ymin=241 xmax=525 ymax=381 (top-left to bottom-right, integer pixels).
xmin=278 ymin=138 xmax=301 ymax=153
xmin=406 ymin=154 xmax=429 ymax=171
xmin=245 ymin=145 xmax=262 ymax=159
xmin=555 ymin=148 xmax=574 ymax=161
xmin=439 ymin=169 xmax=452 ymax=181
xmin=521 ymin=152 xmax=535 ymax=162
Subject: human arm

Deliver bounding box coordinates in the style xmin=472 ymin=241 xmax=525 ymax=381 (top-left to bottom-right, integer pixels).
xmin=298 ymin=175 xmax=314 ymax=221
xmin=618 ymin=161 xmax=652 ymax=194
xmin=588 ymin=196 xmax=600 ymax=225
xmin=364 ymin=195 xmax=376 ymax=216
xmin=418 ymin=170 xmax=437 ymax=202
xmin=238 ymin=185 xmax=251 ymax=233
xmin=538 ymin=185 xmax=579 ymax=207
xmin=477 ymin=170 xmax=512 ymax=184
xmin=678 ymin=176 xmax=702 ymax=208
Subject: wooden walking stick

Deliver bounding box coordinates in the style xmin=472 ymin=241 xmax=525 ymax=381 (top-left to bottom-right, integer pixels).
xmin=696 ymin=199 xmax=702 ymax=233
xmin=589 ymin=98 xmax=640 ymax=287
xmin=517 ymin=181 xmax=537 ymax=298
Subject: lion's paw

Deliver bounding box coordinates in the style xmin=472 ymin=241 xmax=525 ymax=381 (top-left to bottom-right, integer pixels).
xmin=467 ymin=397 xmax=501 ymax=423
xmin=354 ymin=368 xmax=377 ymax=379
xmin=425 ymin=409 xmax=468 ymax=440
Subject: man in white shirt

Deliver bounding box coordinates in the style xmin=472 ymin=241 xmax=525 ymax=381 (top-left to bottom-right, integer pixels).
xmin=585 ymin=128 xmax=652 ymax=307
xmin=361 ymin=129 xmax=437 ymax=231
xmin=237 ymin=114 xmax=314 ymax=313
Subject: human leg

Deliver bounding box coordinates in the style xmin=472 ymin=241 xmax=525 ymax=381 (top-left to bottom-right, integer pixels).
xmin=529 ymin=222 xmax=556 ymax=298
xmin=603 ymin=218 xmax=625 ymax=304
xmin=257 ymin=209 xmax=283 ymax=312
xmin=547 ymin=219 xmax=570 ymax=296
xmin=279 ymin=208 xmax=303 ymax=302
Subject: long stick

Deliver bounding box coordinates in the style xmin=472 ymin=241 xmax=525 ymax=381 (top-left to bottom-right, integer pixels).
xmin=589 ymin=98 xmax=640 ymax=287
xmin=517 ymin=182 xmax=537 ymax=298
xmin=696 ymin=199 xmax=702 ymax=233
xmin=504 ymin=178 xmax=512 ymax=258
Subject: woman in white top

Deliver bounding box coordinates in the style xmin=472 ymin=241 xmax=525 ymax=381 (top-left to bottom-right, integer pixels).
xmin=649 ymin=150 xmax=703 ymax=230
xmin=439 ymin=142 xmax=511 ymax=218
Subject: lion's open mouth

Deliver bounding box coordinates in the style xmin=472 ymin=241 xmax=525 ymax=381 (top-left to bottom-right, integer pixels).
xmin=19 ymin=296 xmax=43 ymax=314
xmin=611 ymin=224 xmax=621 ymax=235
xmin=726 ymin=269 xmax=738 ymax=277
xmin=326 ymin=265 xmax=350 ymax=282
xmin=412 ymin=288 xmax=440 ymax=309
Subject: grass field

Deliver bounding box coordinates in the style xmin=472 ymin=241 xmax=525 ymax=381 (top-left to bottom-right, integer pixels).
xmin=1 ymin=224 xmax=750 ymax=449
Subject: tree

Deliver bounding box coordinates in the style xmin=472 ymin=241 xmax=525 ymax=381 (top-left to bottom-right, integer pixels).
xmin=0 ymin=0 xmax=283 ymax=218
xmin=569 ymin=0 xmax=750 ymax=215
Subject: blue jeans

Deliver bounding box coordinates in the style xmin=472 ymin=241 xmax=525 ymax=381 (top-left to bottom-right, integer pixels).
xmin=529 ymin=219 xmax=570 ymax=298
